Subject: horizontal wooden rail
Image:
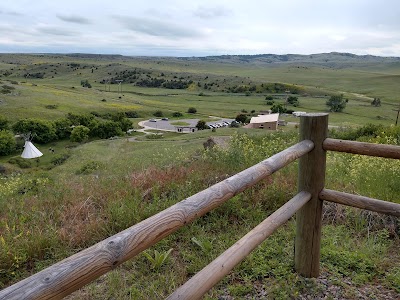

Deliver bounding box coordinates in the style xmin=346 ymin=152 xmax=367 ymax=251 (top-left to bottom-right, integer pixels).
xmin=0 ymin=140 xmax=314 ymax=300
xmin=323 ymin=138 xmax=400 ymax=159
xmin=167 ymin=191 xmax=312 ymax=300
xmin=320 ymin=189 xmax=400 ymax=217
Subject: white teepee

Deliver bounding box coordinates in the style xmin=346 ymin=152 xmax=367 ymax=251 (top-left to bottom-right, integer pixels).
xmin=21 ymin=141 xmax=43 ymax=159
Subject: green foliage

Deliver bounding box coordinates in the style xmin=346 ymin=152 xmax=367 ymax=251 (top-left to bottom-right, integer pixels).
xmin=54 ymin=118 xmax=72 ymax=139
xmin=195 ymin=120 xmax=208 ymax=130
xmin=12 ymin=119 xmax=57 ymax=144
xmin=70 ymin=125 xmax=90 ymax=142
xmin=270 ymin=103 xmax=287 ymax=113
xmin=0 ymin=130 xmax=16 ymax=155
xmin=50 ymin=153 xmax=70 ymax=166
xmin=76 ymin=160 xmax=104 ymax=174
xmin=90 ymin=121 xmax=123 ymax=139
xmin=80 ymin=79 xmax=92 ymax=88
xmin=143 ymin=248 xmax=173 ymax=270
xmin=235 ymin=113 xmax=247 ymax=123
xmin=124 ymin=111 xmax=139 ymax=118
xmin=187 ymin=107 xmax=197 ymax=114
xmin=265 ymin=95 xmax=274 ymax=100
xmin=66 ymin=113 xmax=95 ymax=127
xmin=0 ymin=116 xmax=9 ymax=130
xmin=153 ymin=110 xmax=163 ymax=117
xmin=191 ymin=237 xmax=212 ymax=255
xmin=8 ymin=157 xmax=32 ymax=168
xmin=0 ymin=85 xmax=15 ymax=94
xmin=266 ymin=100 xmax=275 ymax=105
xmin=326 ymin=94 xmax=347 ymax=112
xmin=172 ymin=112 xmax=183 ymax=117
xmin=287 ymin=96 xmax=299 ymax=106
xmin=371 ymin=98 xmax=381 ymax=107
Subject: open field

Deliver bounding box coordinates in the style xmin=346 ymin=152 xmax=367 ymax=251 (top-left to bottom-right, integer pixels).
xmin=0 ymin=52 xmax=399 ymax=126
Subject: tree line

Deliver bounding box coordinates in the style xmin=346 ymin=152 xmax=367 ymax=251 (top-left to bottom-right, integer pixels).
xmin=0 ymin=112 xmax=135 ymax=156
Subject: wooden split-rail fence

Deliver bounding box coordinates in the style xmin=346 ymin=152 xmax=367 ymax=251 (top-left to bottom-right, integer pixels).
xmin=1 ymin=113 xmax=399 ymax=300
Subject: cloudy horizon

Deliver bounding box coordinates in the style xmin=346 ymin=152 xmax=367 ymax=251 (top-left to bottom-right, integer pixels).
xmin=1 ymin=0 xmax=400 ymax=57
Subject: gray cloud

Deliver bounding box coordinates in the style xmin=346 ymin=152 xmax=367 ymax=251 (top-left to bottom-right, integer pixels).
xmin=57 ymin=14 xmax=91 ymax=24
xmin=114 ymin=16 xmax=202 ymax=38
xmin=193 ymin=5 xmax=232 ymax=19
xmin=36 ymin=26 xmax=78 ymax=37
xmin=0 ymin=9 xmax=23 ymax=16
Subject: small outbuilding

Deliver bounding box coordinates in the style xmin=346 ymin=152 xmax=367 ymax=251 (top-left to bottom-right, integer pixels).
xmin=244 ymin=113 xmax=279 ymax=130
xmin=175 ymin=126 xmax=198 ymax=133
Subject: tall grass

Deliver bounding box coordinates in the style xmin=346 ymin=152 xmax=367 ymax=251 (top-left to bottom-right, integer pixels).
xmin=1 ymin=128 xmax=399 ymax=298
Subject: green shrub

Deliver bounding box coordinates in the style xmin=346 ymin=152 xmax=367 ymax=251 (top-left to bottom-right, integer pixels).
xmin=125 ymin=111 xmax=139 ymax=118
xmin=70 ymin=125 xmax=90 ymax=142
xmin=12 ymin=119 xmax=57 ymax=144
xmin=0 ymin=115 xmax=9 ymax=130
xmin=0 ymin=130 xmax=16 ymax=155
xmin=172 ymin=112 xmax=183 ymax=117
xmin=76 ymin=160 xmax=104 ymax=174
xmin=187 ymin=107 xmax=197 ymax=114
xmin=153 ymin=110 xmax=163 ymax=117
xmin=8 ymin=157 xmax=32 ymax=168
xmin=51 ymin=153 xmax=70 ymax=166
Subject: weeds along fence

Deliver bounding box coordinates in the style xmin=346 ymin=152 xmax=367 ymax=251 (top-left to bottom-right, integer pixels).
xmin=1 ymin=113 xmax=399 ymax=300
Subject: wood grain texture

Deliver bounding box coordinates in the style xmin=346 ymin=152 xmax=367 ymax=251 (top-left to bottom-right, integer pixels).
xmin=320 ymin=189 xmax=400 ymax=217
xmin=323 ymin=138 xmax=400 ymax=159
xmin=166 ymin=191 xmax=312 ymax=300
xmin=295 ymin=113 xmax=328 ymax=278
xmin=0 ymin=140 xmax=314 ymax=300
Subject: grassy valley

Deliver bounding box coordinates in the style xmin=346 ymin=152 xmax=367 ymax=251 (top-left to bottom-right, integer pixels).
xmin=0 ymin=53 xmax=399 ymax=299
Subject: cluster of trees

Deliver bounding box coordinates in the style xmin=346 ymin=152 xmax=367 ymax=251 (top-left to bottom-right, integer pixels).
xmin=226 ymin=82 xmax=301 ymax=94
xmin=0 ymin=112 xmax=134 ymax=156
xmin=101 ymin=68 xmax=193 ymax=90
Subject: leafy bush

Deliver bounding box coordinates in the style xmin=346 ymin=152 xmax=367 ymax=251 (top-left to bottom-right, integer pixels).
xmin=51 ymin=153 xmax=70 ymax=166
xmin=153 ymin=110 xmax=163 ymax=117
xmin=196 ymin=120 xmax=208 ymax=130
xmin=187 ymin=107 xmax=197 ymax=114
xmin=70 ymin=125 xmax=90 ymax=142
xmin=0 ymin=130 xmax=16 ymax=155
xmin=76 ymin=160 xmax=104 ymax=174
xmin=125 ymin=111 xmax=139 ymax=118
xmin=235 ymin=114 xmax=248 ymax=123
xmin=8 ymin=157 xmax=32 ymax=168
xmin=90 ymin=121 xmax=123 ymax=139
xmin=12 ymin=119 xmax=57 ymax=144
xmin=0 ymin=115 xmax=9 ymax=130
xmin=54 ymin=118 xmax=72 ymax=139
xmin=287 ymin=96 xmax=299 ymax=106
xmin=172 ymin=112 xmax=183 ymax=117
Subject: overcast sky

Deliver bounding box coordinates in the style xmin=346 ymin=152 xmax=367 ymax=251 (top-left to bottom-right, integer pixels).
xmin=1 ymin=0 xmax=400 ymax=57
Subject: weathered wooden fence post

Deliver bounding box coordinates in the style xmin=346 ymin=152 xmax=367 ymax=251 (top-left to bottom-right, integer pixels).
xmin=295 ymin=113 xmax=328 ymax=277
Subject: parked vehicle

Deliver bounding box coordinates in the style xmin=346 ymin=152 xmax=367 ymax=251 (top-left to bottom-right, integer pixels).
xmin=149 ymin=119 xmax=157 ymax=122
